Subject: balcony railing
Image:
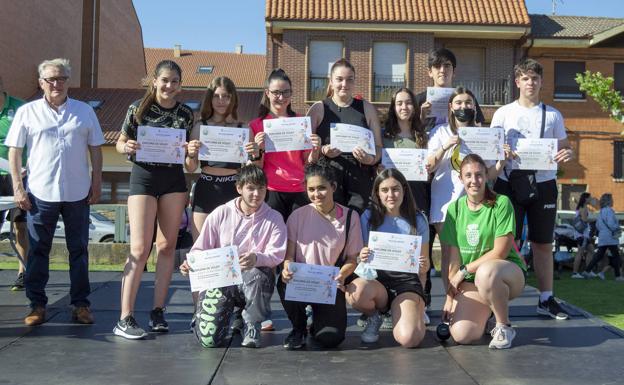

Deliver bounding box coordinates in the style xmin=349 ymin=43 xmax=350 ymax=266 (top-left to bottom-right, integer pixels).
xmin=455 ymin=77 xmax=514 ymax=106
xmin=373 ymin=73 xmax=406 ymax=102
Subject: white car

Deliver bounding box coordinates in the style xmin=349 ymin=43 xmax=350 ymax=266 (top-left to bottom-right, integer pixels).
xmin=0 ymin=211 xmax=116 ymax=243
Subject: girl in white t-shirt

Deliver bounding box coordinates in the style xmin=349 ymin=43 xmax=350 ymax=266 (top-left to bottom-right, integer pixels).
xmin=427 ymin=88 xmax=510 ymax=290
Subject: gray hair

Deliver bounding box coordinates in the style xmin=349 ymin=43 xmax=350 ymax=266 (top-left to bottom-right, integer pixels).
xmin=599 ymin=193 xmax=613 ymax=208
xmin=38 ymin=58 xmax=71 ymax=78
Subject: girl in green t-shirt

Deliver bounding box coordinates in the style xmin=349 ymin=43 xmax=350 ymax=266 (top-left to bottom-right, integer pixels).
xmin=440 ymin=154 xmax=526 ymax=349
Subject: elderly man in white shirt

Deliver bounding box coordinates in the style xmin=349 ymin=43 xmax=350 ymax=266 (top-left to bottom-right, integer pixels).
xmin=5 ymin=58 xmax=105 ymax=326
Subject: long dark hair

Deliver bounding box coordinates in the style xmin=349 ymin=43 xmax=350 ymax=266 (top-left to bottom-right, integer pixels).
xmin=576 ymin=192 xmax=590 ymax=211
xmin=369 ymin=169 xmax=420 ymax=233
xmin=385 ymin=87 xmax=426 ymax=148
xmin=326 ymin=58 xmax=356 ymax=98
xmin=199 ymin=76 xmax=239 ymax=122
xmin=447 ymin=87 xmax=476 ymax=135
xmin=135 ymin=60 xmax=182 ymax=124
xmin=258 ymin=68 xmax=296 ymax=118
xmin=459 ymin=154 xmax=497 ymax=207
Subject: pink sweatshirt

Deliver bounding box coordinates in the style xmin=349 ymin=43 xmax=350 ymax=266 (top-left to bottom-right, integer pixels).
xmin=190 ymin=198 xmax=287 ymax=268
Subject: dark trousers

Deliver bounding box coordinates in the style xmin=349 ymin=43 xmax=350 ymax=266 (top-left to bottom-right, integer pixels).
xmin=585 ymin=245 xmax=621 ymax=277
xmin=25 ymin=194 xmax=91 ymax=308
xmin=265 ymin=190 xmax=309 ymax=221
xmin=277 ymin=276 xmax=347 ymax=348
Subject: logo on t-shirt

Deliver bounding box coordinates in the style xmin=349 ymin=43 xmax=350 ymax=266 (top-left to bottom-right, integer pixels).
xmin=466 ymin=223 xmax=480 ymax=246
xmin=7 ymin=109 xmax=15 ymax=121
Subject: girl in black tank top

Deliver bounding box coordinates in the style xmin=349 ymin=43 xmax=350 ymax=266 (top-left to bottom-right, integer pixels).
xmin=308 ymin=59 xmax=382 ymax=213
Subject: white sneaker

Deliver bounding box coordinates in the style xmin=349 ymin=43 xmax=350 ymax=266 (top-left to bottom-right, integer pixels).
xmin=489 ymin=324 xmax=516 ymax=349
xmin=598 ymin=272 xmax=606 ymax=280
xmin=571 ymin=273 xmax=584 ymax=279
xmin=583 ymin=271 xmax=598 ymax=278
xmin=361 ymin=312 xmax=383 ymax=343
xmin=615 ymin=276 xmax=624 ymax=282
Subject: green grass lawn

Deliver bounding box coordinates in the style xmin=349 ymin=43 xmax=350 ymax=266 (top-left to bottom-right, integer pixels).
xmin=526 ymin=272 xmax=624 ymax=331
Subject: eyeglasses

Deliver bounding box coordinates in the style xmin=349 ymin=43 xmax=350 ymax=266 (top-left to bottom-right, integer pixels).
xmin=212 ymin=93 xmax=231 ymax=101
xmin=268 ymin=89 xmax=292 ymax=98
xmin=41 ymin=76 xmax=69 ymax=85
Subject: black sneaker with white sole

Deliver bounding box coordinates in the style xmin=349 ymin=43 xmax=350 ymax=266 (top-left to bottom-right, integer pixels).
xmin=113 ymin=315 xmax=148 ymax=340
xmin=149 ymin=307 xmax=169 ymax=332
xmin=283 ymin=329 xmax=306 ymax=350
xmin=537 ymin=296 xmax=569 ymax=320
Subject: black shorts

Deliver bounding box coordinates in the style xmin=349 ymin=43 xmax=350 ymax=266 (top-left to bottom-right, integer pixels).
xmin=0 ymin=174 xmax=26 ymax=223
xmin=129 ymin=163 xmax=188 ymax=197
xmin=376 ymin=270 xmax=425 ymax=308
xmin=265 ymin=190 xmax=309 ymax=221
xmin=493 ymin=178 xmax=558 ymax=244
xmin=329 ymin=156 xmax=375 ymax=214
xmin=191 ymin=173 xmax=238 ymax=214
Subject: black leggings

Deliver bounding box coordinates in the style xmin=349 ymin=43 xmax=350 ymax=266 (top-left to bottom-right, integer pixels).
xmin=277 ymin=277 xmax=346 ymax=348
xmin=585 ymin=245 xmax=621 ymax=277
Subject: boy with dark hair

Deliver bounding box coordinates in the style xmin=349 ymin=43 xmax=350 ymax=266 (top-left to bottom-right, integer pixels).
xmin=491 ymin=58 xmax=574 ymax=320
xmin=180 ymin=165 xmax=287 ymax=348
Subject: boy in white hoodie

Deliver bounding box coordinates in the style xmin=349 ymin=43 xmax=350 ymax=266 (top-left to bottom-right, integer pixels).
xmin=180 ymin=165 xmax=287 ymax=348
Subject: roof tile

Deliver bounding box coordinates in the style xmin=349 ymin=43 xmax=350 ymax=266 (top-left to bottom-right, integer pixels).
xmin=529 ymin=14 xmax=624 ymax=38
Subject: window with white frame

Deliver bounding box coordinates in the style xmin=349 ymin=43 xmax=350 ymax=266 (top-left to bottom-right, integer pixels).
xmin=372 ymin=42 xmax=407 ymax=102
xmin=308 ymin=41 xmax=343 ymax=101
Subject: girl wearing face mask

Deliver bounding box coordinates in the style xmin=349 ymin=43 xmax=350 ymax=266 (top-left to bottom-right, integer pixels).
xmin=427 ymin=88 xmax=510 ymax=290
xmin=308 ymin=59 xmax=383 ymax=213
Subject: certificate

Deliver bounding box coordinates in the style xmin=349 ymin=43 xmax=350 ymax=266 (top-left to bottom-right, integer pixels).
xmin=367 ymin=231 xmax=421 ymax=274
xmin=381 ymin=148 xmax=428 ymax=181
xmin=198 ymin=125 xmax=249 ymax=164
xmin=513 ymin=138 xmax=558 ymax=171
xmin=425 ymin=87 xmax=455 ymax=120
xmin=136 ymin=126 xmax=186 ymax=164
xmin=330 ymin=123 xmax=376 ymax=156
xmin=458 ymin=127 xmax=505 ymax=160
xmin=263 ymin=117 xmax=313 ymax=152
xmin=285 ymin=262 xmax=339 ymax=305
xmin=186 ymin=246 xmax=243 ymax=292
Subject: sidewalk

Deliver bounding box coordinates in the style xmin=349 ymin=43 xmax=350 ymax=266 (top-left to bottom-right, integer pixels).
xmin=0 ymin=270 xmax=622 ymax=385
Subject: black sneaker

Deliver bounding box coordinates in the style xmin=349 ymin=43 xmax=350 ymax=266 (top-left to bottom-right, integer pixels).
xmin=283 ymin=329 xmax=307 ymax=350
xmin=113 ymin=315 xmax=148 ymax=340
xmin=10 ymin=273 xmax=24 ymax=291
xmin=230 ymin=310 xmax=243 ymax=334
xmin=537 ymin=296 xmax=569 ymax=320
xmin=149 ymin=307 xmax=169 ymax=332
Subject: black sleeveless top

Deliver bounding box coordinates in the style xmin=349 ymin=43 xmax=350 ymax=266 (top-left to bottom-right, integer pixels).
xmin=199 ymin=120 xmax=244 ymax=170
xmin=317 ymin=98 xmax=371 ymax=165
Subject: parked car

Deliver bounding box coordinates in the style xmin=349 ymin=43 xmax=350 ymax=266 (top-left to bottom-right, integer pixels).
xmin=0 ymin=211 xmax=116 ymax=243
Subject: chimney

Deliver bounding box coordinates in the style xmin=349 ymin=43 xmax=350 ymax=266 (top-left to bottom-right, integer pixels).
xmin=235 ymin=44 xmax=243 ymax=54
xmin=174 ymin=44 xmax=181 ymax=58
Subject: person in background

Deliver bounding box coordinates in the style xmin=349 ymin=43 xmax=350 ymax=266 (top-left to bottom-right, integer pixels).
xmin=571 ymin=192 xmax=594 ymax=278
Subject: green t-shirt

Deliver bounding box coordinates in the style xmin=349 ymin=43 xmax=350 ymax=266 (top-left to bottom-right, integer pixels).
xmin=0 ymin=93 xmax=26 ymax=175
xmin=383 ymin=135 xmax=417 ymax=149
xmin=440 ymin=194 xmax=526 ymax=281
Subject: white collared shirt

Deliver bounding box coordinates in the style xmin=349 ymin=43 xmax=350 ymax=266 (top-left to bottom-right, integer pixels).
xmin=4 ymin=97 xmax=105 ymax=202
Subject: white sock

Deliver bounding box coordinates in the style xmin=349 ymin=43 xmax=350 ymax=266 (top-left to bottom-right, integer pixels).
xmin=540 ymin=291 xmax=553 ymax=303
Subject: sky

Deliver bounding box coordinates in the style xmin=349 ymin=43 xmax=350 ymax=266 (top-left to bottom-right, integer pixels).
xmin=134 ymin=0 xmax=624 ymax=55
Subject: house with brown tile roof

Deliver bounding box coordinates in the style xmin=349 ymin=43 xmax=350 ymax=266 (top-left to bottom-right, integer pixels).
xmin=265 ymin=0 xmax=530 ymax=118
xmin=526 ymin=14 xmax=624 ymax=210
xmin=145 ymin=47 xmax=266 ymax=90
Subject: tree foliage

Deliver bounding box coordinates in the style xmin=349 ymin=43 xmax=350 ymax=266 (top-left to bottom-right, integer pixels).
xmin=575 ymin=71 xmax=624 ymax=135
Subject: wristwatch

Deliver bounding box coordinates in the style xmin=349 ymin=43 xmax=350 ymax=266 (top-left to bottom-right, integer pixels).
xmin=459 ymin=264 xmax=469 ymax=278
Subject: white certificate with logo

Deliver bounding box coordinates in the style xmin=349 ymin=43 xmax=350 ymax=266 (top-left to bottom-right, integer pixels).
xmin=458 ymin=127 xmax=505 ymax=160
xmin=186 ymin=246 xmax=243 ymax=292
xmin=263 ymin=117 xmax=313 ymax=152
xmin=367 ymin=231 xmax=421 ymax=274
xmin=425 ymin=87 xmax=455 ymax=120
xmin=381 ymin=148 xmax=428 ymax=181
xmin=136 ymin=126 xmax=186 ymax=164
xmin=330 ymin=123 xmax=376 ymax=156
xmin=285 ymin=262 xmax=339 ymax=305
xmin=198 ymin=125 xmax=249 ymax=164
xmin=513 ymin=138 xmax=558 ymax=170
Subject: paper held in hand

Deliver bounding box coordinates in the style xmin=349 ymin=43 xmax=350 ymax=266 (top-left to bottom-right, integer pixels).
xmin=330 ymin=123 xmax=376 ymax=156
xmin=198 ymin=125 xmax=249 ymax=164
xmin=458 ymin=127 xmax=505 ymax=161
xmin=136 ymin=126 xmax=186 ymax=164
xmin=186 ymin=246 xmax=243 ymax=292
xmin=513 ymin=138 xmax=558 ymax=171
xmin=426 ymin=87 xmax=455 ymax=120
xmin=381 ymin=148 xmax=428 ymax=181
xmin=367 ymin=231 xmax=422 ymax=274
xmin=263 ymin=116 xmax=313 ymax=152
xmin=285 ymin=262 xmax=339 ymax=305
